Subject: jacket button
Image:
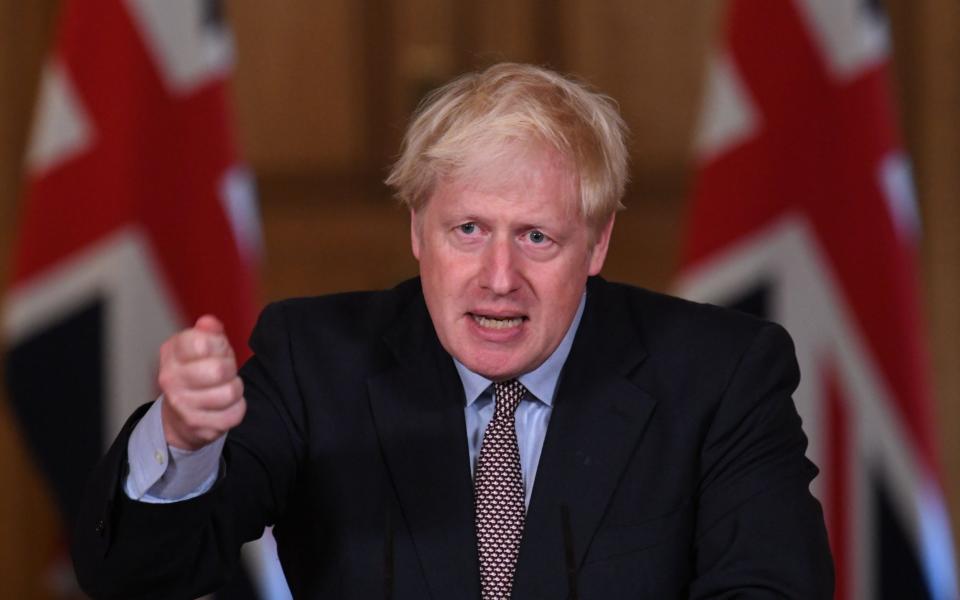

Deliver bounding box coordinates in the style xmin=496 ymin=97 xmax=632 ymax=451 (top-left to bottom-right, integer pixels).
xmin=95 ymin=519 xmax=105 ymax=534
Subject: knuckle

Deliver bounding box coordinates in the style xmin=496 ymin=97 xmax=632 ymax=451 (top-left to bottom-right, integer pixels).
xmin=179 ymin=363 xmax=201 ymax=387
xmin=189 ymin=362 xmax=216 ymax=387
xmin=157 ymin=370 xmax=171 ymax=391
xmin=204 ymin=362 xmax=223 ymax=385
xmin=211 ymin=385 xmax=232 ymax=407
xmin=213 ymin=360 xmax=231 ymax=382
xmin=164 ymin=391 xmax=184 ymax=412
xmin=171 ymin=337 xmax=189 ymax=361
xmin=213 ymin=335 xmax=229 ymax=354
xmin=227 ymin=399 xmax=246 ymax=427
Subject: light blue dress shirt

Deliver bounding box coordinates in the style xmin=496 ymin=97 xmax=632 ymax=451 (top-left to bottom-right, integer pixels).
xmin=126 ymin=292 xmax=586 ymax=505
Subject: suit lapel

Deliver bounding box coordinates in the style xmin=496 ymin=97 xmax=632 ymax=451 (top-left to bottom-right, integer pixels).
xmin=367 ymin=293 xmax=480 ymax=599
xmin=514 ymin=279 xmax=657 ymax=599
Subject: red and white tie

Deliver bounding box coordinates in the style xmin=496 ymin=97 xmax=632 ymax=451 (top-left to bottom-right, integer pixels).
xmin=475 ymin=379 xmax=527 ymax=600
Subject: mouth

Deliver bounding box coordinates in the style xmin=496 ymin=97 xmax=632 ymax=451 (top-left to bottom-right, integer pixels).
xmin=469 ymin=312 xmax=526 ymax=330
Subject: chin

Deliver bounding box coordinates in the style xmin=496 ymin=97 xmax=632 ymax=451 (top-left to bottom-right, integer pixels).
xmin=456 ymin=352 xmax=512 ymax=380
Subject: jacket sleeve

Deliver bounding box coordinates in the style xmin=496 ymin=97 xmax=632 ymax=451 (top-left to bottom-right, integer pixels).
xmin=71 ymin=302 xmax=307 ymax=599
xmin=690 ymin=322 xmax=835 ymax=599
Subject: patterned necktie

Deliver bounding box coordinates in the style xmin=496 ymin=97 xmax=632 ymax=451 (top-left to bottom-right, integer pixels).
xmin=475 ymin=379 xmax=527 ymax=600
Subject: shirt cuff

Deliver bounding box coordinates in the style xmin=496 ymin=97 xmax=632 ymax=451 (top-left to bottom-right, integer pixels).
xmin=124 ymin=395 xmax=225 ymax=503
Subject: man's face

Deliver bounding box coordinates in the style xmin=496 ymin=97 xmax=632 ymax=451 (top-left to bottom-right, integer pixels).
xmin=411 ymin=149 xmax=614 ymax=381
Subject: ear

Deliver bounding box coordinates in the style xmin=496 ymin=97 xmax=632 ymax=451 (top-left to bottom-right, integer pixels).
xmin=410 ymin=210 xmax=422 ymax=261
xmin=587 ymin=214 xmax=616 ymax=276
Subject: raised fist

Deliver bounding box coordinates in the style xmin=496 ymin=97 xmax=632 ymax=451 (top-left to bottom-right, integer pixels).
xmin=157 ymin=315 xmax=246 ymax=451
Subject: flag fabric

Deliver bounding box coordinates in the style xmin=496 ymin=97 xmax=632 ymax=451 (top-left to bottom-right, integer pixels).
xmin=676 ymin=0 xmax=957 ymax=598
xmin=3 ymin=0 xmax=285 ymax=597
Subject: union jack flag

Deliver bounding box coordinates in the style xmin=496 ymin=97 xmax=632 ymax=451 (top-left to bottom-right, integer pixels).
xmin=4 ymin=0 xmax=285 ymax=596
xmin=676 ymin=0 xmax=957 ymax=598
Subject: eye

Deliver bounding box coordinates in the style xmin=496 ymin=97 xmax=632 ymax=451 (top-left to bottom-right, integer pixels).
xmin=458 ymin=222 xmax=477 ymax=235
xmin=527 ymin=230 xmax=547 ymax=244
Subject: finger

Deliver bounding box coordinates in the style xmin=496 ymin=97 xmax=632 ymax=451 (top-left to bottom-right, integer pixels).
xmin=219 ymin=395 xmax=247 ymax=429
xmin=159 ymin=336 xmax=173 ymax=365
xmin=176 ymin=395 xmax=246 ymax=435
xmin=172 ymin=329 xmax=233 ymax=362
xmin=170 ymin=378 xmax=243 ymax=412
xmin=168 ymin=424 xmax=226 ymax=451
xmin=195 ymin=315 xmax=225 ymax=335
xmin=177 ymin=356 xmax=238 ymax=389
xmin=158 ymin=357 xmax=233 ymax=399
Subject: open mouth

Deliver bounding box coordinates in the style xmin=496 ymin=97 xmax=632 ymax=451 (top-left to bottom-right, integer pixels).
xmin=470 ymin=313 xmax=525 ymax=330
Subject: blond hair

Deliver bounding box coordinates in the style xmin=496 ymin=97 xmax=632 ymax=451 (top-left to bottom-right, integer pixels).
xmin=386 ymin=63 xmax=629 ymax=229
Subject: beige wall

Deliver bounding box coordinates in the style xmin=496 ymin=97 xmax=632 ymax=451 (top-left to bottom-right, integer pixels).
xmin=1 ymin=1 xmax=957 ymax=597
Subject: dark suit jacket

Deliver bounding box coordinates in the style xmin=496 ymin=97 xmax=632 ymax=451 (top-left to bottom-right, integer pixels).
xmin=73 ymin=277 xmax=833 ymax=599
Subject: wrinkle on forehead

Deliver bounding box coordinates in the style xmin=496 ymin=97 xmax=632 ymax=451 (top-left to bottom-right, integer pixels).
xmin=442 ymin=141 xmax=581 ymax=215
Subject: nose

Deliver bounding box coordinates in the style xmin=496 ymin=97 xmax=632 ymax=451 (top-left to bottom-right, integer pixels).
xmin=480 ymin=235 xmax=521 ymax=295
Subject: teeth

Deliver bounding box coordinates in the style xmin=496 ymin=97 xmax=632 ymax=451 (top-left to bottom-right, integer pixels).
xmin=472 ymin=314 xmax=523 ymax=329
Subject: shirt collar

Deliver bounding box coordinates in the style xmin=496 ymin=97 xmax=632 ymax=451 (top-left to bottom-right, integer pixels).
xmin=454 ymin=291 xmax=586 ymax=407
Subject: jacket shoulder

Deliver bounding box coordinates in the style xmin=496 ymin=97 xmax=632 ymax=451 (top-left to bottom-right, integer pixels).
xmin=245 ymin=278 xmax=426 ymax=373
xmin=258 ymin=278 xmax=422 ymax=338
xmin=592 ymin=279 xmax=794 ymax=372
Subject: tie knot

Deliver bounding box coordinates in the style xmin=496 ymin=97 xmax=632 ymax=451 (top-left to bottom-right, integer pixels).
xmin=493 ymin=379 xmax=526 ymax=417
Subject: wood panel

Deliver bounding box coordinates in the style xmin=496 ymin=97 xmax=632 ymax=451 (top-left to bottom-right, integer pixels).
xmin=0 ymin=2 xmax=65 ymax=598
xmin=562 ymin=0 xmax=722 ymax=200
xmin=912 ymin=0 xmax=960 ymax=558
xmin=462 ymin=0 xmax=543 ymax=65
xmin=228 ymin=0 xmax=367 ymax=172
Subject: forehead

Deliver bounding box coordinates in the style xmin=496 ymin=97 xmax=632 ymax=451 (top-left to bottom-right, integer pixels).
xmin=431 ymin=144 xmax=580 ymax=215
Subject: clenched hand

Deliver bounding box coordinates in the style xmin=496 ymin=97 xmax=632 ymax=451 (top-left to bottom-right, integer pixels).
xmin=158 ymin=315 xmax=246 ymax=451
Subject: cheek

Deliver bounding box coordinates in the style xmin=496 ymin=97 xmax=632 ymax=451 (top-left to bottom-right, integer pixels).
xmin=550 ymin=255 xmax=591 ymax=285
xmin=421 ymin=254 xmax=469 ymax=304
xmin=530 ymin=261 xmax=589 ymax=313
xmin=426 ymin=247 xmax=475 ymax=279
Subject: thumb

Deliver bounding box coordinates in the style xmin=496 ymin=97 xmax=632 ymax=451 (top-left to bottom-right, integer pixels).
xmin=194 ymin=314 xmax=225 ymax=335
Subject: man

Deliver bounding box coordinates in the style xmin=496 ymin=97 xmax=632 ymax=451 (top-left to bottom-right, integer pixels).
xmin=73 ymin=63 xmax=833 ymax=598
